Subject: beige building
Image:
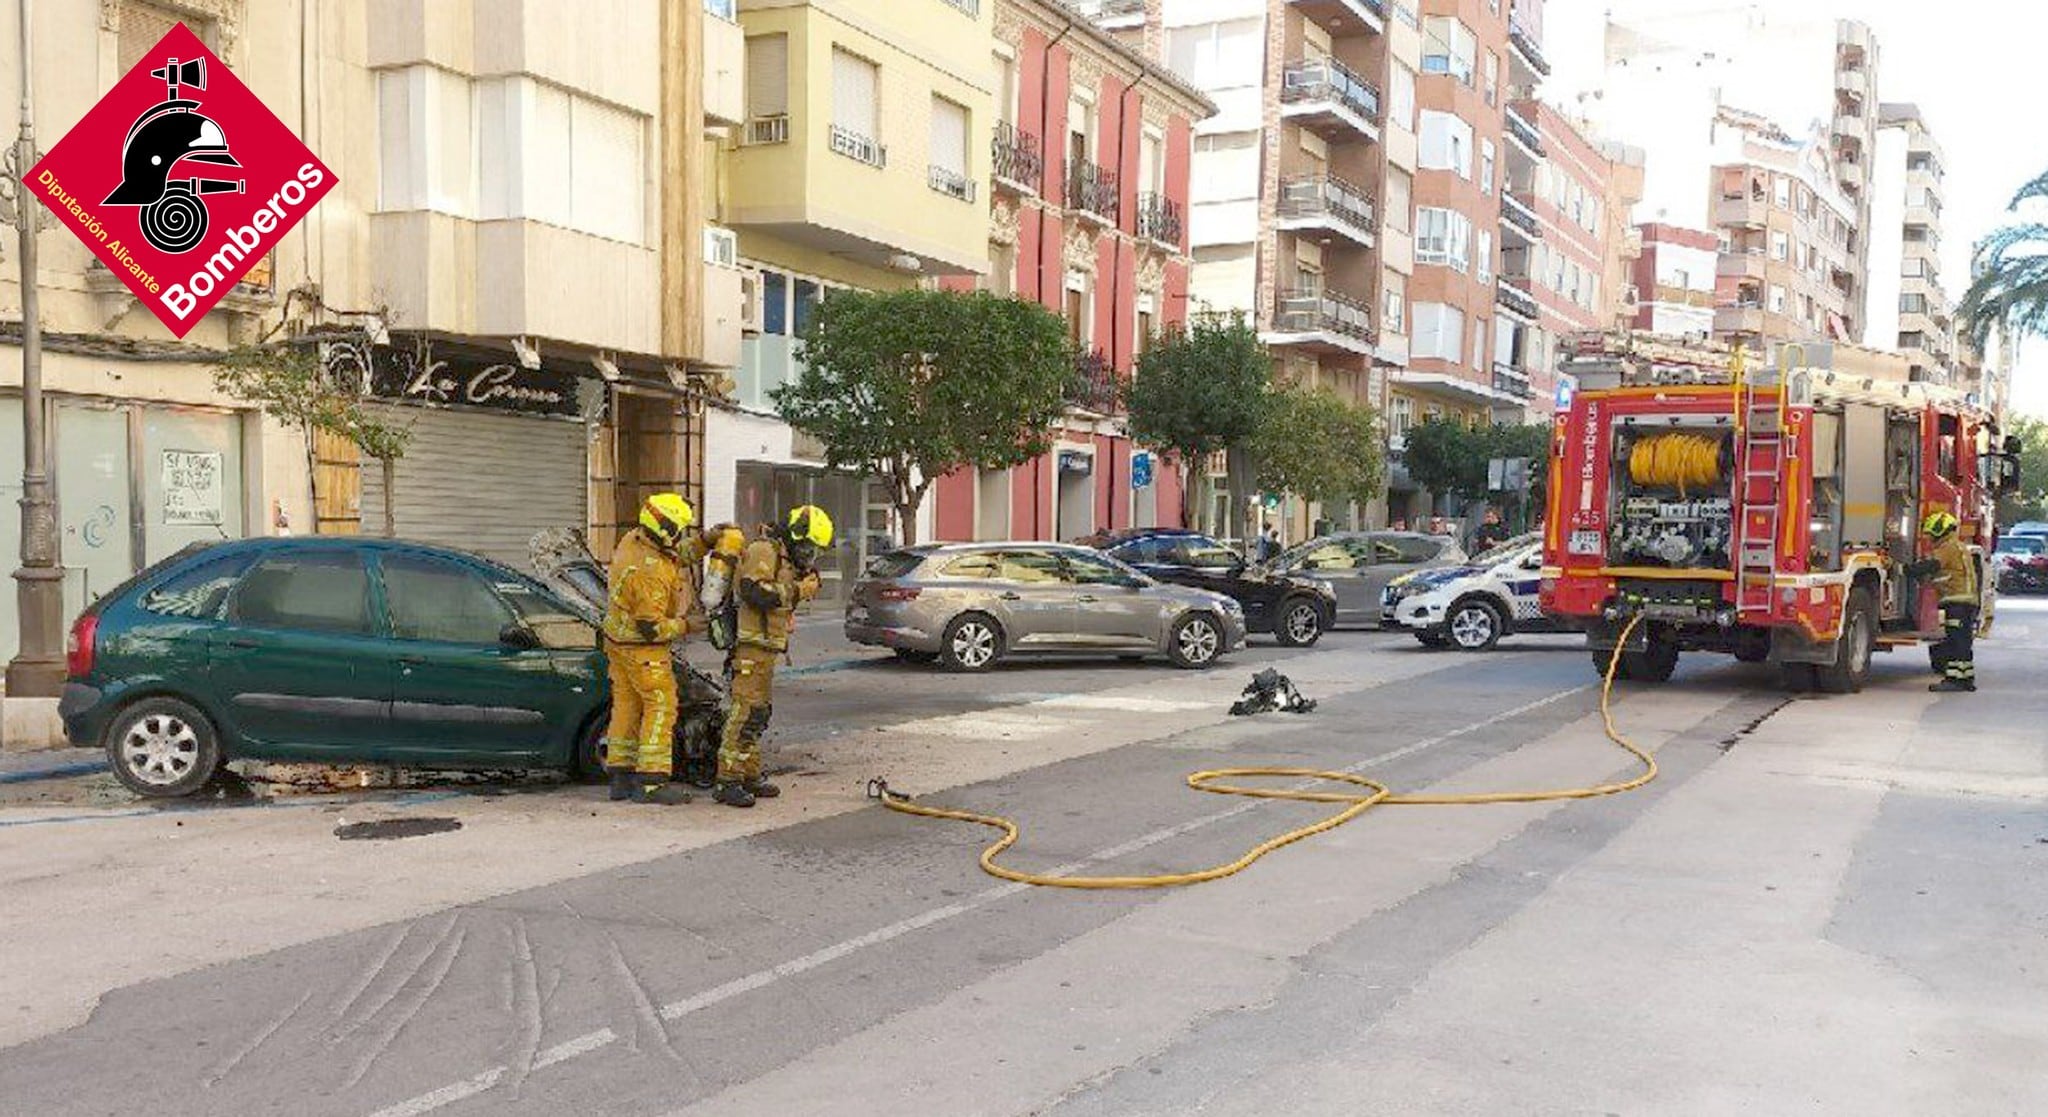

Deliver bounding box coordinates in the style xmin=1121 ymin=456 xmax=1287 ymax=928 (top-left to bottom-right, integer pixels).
xmin=1863 ymin=103 xmax=1960 ymax=388
xmin=1709 ymin=110 xmax=1860 ymax=353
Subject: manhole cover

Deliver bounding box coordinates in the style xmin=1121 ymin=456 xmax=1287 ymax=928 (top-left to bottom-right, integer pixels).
xmin=335 ymin=817 xmax=463 ymax=841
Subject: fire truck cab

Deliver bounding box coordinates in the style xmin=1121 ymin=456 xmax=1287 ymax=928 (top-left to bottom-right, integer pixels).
xmin=1540 ymin=332 xmax=2023 ymax=693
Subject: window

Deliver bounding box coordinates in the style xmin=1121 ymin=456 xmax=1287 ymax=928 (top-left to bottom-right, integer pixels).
xmin=1483 ymin=50 xmax=1500 ymax=106
xmin=1174 ymin=537 xmax=1242 ymax=570
xmin=832 ymin=48 xmax=880 ymax=141
xmin=1476 ymin=229 xmax=1494 ymax=283
xmin=761 ymin=270 xmax=787 ymax=335
xmin=1382 ymin=272 xmax=1407 ymax=334
xmin=1422 ymin=16 xmax=1477 ymax=84
xmin=1479 ymin=138 xmax=1495 ymax=195
xmin=994 ymin=49 xmax=1018 ymax=126
xmin=793 ymin=278 xmax=821 ymax=335
xmin=1774 ymin=176 xmax=1791 ymax=207
xmin=747 ymin=35 xmax=790 ymax=122
xmin=993 ymin=550 xmax=1067 ymax=584
xmin=140 ymin=553 xmax=254 ymax=619
xmin=1769 ymin=285 xmax=1788 ymax=313
xmin=381 ymin=554 xmax=517 ymax=645
xmin=929 ymin=95 xmax=971 ymax=198
xmin=941 ymin=552 xmax=1002 ymax=579
xmin=1385 ymin=168 xmax=1412 ymax=233
xmin=120 ymin=1 xmax=213 ymax=73
xmin=1110 ymin=537 xmax=1177 ymax=566
xmin=1419 ymin=111 xmax=1472 ymax=178
xmin=466 ymin=76 xmax=647 ymax=243
xmin=1416 ymin=207 xmax=1472 ymax=271
xmin=1472 ymin=317 xmax=1487 ymax=370
xmin=1412 ymin=302 xmax=1466 ymax=363
xmin=377 ymin=66 xmax=475 ymax=215
xmin=1389 ymin=65 xmax=1417 ymax=132
xmin=1168 ymin=19 xmax=1262 ymax=87
xmin=1390 ymin=395 xmax=1414 ymax=437
xmin=229 ymin=552 xmax=375 ymax=636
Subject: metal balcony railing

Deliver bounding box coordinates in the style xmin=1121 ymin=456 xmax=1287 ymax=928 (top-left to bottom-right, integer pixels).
xmin=991 ymin=121 xmax=1043 ymax=192
xmin=1066 ymin=348 xmax=1121 ymax=414
xmin=1276 ymin=173 xmax=1375 ymax=236
xmin=1501 ymin=191 xmax=1541 ymax=238
xmin=1137 ymin=191 xmax=1183 ymax=245
xmin=1504 ymin=105 xmax=1543 ymax=155
xmin=1493 ymin=362 xmax=1535 ymax=400
xmin=928 ymin=165 xmax=976 ymax=202
xmin=1066 ymin=158 xmax=1119 ymax=222
xmin=1508 ymin=20 xmax=1550 ymax=76
xmin=1495 ymin=278 xmax=1538 ymax=320
xmin=746 ymin=115 xmax=790 ymax=145
xmin=829 ymin=124 xmax=887 ymax=168
xmin=1273 ymin=288 xmax=1375 ymax=343
xmin=1279 ymin=57 xmax=1382 ymax=125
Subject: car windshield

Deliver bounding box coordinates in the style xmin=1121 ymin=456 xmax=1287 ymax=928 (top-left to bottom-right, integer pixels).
xmin=1996 ymin=537 xmax=2044 ymax=554
xmin=1473 ymin=533 xmax=1541 ymax=566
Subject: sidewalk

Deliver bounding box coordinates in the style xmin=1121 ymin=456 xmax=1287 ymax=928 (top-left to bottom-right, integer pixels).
xmin=0 ymin=746 xmax=102 ymax=783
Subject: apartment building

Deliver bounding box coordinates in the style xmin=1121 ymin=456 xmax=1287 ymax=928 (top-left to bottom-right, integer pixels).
xmin=930 ymin=0 xmax=1209 ymax=544
xmin=1708 ymin=110 xmax=1860 ymax=352
xmin=1863 ymin=103 xmax=1960 ymax=386
xmin=0 ymin=0 xmax=726 ymax=662
xmin=712 ymin=0 xmax=994 ymax=563
xmin=1630 ymin=223 xmax=1719 ymax=338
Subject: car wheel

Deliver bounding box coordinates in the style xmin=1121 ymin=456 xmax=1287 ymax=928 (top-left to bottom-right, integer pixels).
xmin=1814 ymin=587 xmax=1876 ymax=695
xmin=940 ymin=613 xmax=1004 ymax=673
xmin=892 ymin=648 xmax=940 ymax=665
xmin=105 ymin=696 xmax=221 ymax=799
xmin=1274 ymin=597 xmax=1324 ymax=647
xmin=1416 ymin=631 xmax=1451 ymax=649
xmin=1168 ymin=613 xmax=1225 ymax=670
xmin=574 ymin=713 xmax=608 ymax=782
xmin=1447 ymin=598 xmax=1504 ymax=652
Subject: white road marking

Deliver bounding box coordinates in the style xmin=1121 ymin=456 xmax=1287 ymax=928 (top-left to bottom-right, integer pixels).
xmin=363 ymin=685 xmax=1591 ymax=1117
xmin=1035 ymin=695 xmax=1213 ymax=713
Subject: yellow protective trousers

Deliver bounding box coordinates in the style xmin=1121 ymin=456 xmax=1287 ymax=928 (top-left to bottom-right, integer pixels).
xmin=605 ymin=642 xmax=678 ymax=777
xmin=717 ymin=644 xmax=778 ymax=783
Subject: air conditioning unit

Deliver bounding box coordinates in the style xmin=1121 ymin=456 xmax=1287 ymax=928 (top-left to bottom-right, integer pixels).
xmin=739 ymin=269 xmax=763 ymax=334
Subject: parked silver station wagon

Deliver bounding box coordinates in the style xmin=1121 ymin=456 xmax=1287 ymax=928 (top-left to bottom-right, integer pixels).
xmin=845 ymin=542 xmax=1246 ymax=672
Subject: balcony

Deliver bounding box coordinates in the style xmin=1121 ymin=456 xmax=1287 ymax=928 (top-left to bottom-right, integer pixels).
xmin=1287 ymin=0 xmax=1388 ymax=35
xmin=1066 ymin=158 xmax=1119 ymax=225
xmin=1495 ymin=277 xmax=1539 ymax=321
xmin=991 ymin=120 xmax=1043 ymax=195
xmin=1501 ymin=191 xmax=1542 ymax=240
xmin=746 ymin=114 xmax=791 ymax=146
xmin=1493 ymin=362 xmax=1535 ymax=401
xmin=1713 ymin=193 xmax=1769 ymax=229
xmin=701 ymin=0 xmax=743 ymax=128
xmin=1504 ymin=105 xmax=1544 ymax=158
xmin=829 ymin=124 xmax=887 ymax=168
xmin=1275 ymin=173 xmax=1376 ymax=249
xmin=1072 ymin=0 xmax=1144 ymax=26
xmin=1836 ymin=66 xmax=1868 ymax=103
xmin=1717 ymin=248 xmax=1767 ymax=279
xmin=1066 ymin=348 xmax=1121 ymax=414
xmin=1263 ymin=288 xmax=1375 ymax=357
xmin=1279 ymin=57 xmax=1382 ymax=143
xmin=928 ymin=164 xmax=976 ymax=203
xmin=1507 ymin=20 xmax=1551 ymax=77
xmin=1137 ymin=191 xmax=1184 ymax=247
xmin=1715 ymin=302 xmax=1766 ymax=337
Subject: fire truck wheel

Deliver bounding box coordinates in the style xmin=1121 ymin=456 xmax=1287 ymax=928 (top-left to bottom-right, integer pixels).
xmin=1592 ymin=643 xmax=1636 ymax=680
xmin=1780 ymin=663 xmax=1818 ymax=692
xmin=1618 ymin=625 xmax=1680 ymax=683
xmin=1814 ymin=588 xmax=1877 ymax=695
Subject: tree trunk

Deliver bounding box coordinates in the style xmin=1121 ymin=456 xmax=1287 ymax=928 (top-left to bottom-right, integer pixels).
xmin=1180 ymin=458 xmax=1198 ymax=530
xmin=1224 ymin=445 xmax=1254 ymax=548
xmin=380 ymin=456 xmax=398 ymax=539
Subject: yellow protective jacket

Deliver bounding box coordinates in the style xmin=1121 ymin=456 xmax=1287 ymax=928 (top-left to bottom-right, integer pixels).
xmin=1928 ymin=535 xmax=1979 ymax=605
xmin=602 ymin=527 xmax=696 ymax=646
xmin=734 ymin=537 xmax=818 ymax=652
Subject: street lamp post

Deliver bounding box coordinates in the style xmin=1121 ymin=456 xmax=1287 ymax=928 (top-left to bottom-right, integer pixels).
xmin=3 ymin=0 xmax=63 ymax=697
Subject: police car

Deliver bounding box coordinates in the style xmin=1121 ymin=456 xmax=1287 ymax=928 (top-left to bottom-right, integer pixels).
xmin=1380 ymin=533 xmax=1573 ymax=651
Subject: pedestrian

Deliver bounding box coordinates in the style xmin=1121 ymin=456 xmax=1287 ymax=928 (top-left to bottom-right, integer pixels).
xmin=1907 ymin=511 xmax=1979 ymax=693
xmin=716 ymin=504 xmax=833 ymax=807
xmin=1391 ymin=517 xmax=1409 ymax=532
xmin=602 ymin=493 xmax=703 ymax=805
xmin=1473 ymin=507 xmax=1511 ymax=551
xmin=1257 ymin=524 xmax=1280 ymax=563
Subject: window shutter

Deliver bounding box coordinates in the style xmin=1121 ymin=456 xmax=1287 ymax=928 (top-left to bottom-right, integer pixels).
xmin=747 ymin=36 xmax=788 ymax=118
xmin=930 ymin=96 xmax=967 ymax=175
xmin=833 ymin=49 xmax=878 ymax=137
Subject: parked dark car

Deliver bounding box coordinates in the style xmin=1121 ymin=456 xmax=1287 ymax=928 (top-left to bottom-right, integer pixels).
xmin=1089 ymin=529 xmax=1336 ymax=646
xmin=1266 ymin=532 xmax=1469 ymax=628
xmin=59 ymin=536 xmax=675 ymax=798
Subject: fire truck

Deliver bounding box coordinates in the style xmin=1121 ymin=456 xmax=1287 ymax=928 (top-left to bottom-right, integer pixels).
xmin=1539 ymin=331 xmax=2023 ymax=692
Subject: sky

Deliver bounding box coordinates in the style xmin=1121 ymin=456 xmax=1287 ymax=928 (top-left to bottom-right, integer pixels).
xmin=1542 ymin=0 xmax=2047 ymax=420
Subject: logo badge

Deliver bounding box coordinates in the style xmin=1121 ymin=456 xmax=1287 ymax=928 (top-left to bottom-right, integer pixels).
xmin=28 ymin=23 xmax=334 ymax=337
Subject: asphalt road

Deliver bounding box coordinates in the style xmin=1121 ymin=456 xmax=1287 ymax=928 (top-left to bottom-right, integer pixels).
xmin=2 ymin=607 xmax=2044 ymax=1116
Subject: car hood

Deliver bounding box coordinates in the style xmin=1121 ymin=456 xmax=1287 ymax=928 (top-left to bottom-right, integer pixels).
xmin=1388 ymin=564 xmax=1479 ymax=592
xmin=1147 ymin=582 xmax=1239 ymax=610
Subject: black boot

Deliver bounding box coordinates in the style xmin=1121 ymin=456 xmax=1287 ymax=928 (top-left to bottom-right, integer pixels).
xmin=714 ymin=781 xmax=756 ymax=808
xmin=608 ymin=770 xmax=640 ymax=801
xmin=1929 ymin=677 xmax=1976 ymax=693
xmin=743 ymin=778 xmax=781 ymax=799
xmin=640 ymin=780 xmax=695 ymax=805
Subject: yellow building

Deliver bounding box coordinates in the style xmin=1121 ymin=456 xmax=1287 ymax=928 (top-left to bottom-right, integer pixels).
xmin=705 ymin=0 xmax=995 ymax=552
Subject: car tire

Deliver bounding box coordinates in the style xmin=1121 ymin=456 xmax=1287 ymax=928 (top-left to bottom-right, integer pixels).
xmin=1167 ymin=613 xmax=1225 ymax=670
xmin=1446 ymin=597 xmax=1505 ymax=652
xmin=1416 ymin=631 xmax=1451 ymax=649
xmin=105 ymin=696 xmax=222 ymax=799
xmin=892 ymin=648 xmax=940 ymax=666
xmin=939 ymin=613 xmax=1004 ymax=673
xmin=1273 ymin=596 xmax=1325 ymax=648
xmin=1814 ymin=587 xmax=1876 ymax=695
xmin=574 ymin=712 xmax=608 ymax=782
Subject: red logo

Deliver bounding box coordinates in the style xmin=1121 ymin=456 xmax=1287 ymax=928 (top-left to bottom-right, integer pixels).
xmin=27 ymin=22 xmax=334 ymax=337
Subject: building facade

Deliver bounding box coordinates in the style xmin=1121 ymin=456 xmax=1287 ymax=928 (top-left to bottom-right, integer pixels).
xmin=1630 ymin=223 xmax=1719 ymax=338
xmin=1707 ymin=110 xmax=1860 ymax=352
xmin=1863 ymin=102 xmax=1960 ymax=386
xmin=929 ymin=0 xmax=1207 ymax=544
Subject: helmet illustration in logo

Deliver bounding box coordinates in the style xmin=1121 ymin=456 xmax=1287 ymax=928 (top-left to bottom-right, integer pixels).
xmin=100 ymin=57 xmax=244 ymax=254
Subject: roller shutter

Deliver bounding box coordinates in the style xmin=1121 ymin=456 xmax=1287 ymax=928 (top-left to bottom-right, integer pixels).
xmin=360 ymin=406 xmax=587 ymax=573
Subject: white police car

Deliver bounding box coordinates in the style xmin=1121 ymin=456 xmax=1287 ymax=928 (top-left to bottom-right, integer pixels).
xmin=1379 ymin=533 xmax=1572 ymax=651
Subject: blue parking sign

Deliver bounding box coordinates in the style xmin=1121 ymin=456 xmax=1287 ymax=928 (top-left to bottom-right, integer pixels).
xmin=1131 ymin=451 xmax=1154 ymax=489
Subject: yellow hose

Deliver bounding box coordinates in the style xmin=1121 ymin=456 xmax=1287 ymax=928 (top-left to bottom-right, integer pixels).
xmin=1628 ymin=432 xmax=1724 ymax=497
xmin=873 ymin=616 xmax=1656 ymax=890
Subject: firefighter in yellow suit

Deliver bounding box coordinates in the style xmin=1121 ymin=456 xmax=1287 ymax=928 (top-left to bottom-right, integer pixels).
xmin=715 ymin=505 xmax=831 ymax=808
xmin=602 ymin=493 xmax=702 ymax=805
xmin=1907 ymin=510 xmax=1979 ymax=694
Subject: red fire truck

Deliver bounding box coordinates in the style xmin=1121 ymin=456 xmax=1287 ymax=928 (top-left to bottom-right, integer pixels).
xmin=1540 ymin=331 xmax=2022 ymax=692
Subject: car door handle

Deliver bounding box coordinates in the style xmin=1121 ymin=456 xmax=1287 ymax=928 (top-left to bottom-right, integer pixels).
xmin=397 ymin=654 xmax=427 ymax=665
xmin=225 ymin=637 xmax=260 ymax=649
xmin=1077 ymin=595 xmax=1099 ymax=603
xmin=998 ymin=592 xmax=1022 ymax=601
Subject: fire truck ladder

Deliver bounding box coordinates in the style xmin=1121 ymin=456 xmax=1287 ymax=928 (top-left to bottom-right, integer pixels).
xmin=1733 ymin=354 xmax=1784 ymax=618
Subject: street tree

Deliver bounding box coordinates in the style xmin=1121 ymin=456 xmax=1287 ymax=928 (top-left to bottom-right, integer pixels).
xmin=1959 ymin=168 xmax=2048 ymax=350
xmin=1996 ymin=413 xmax=2048 ymax=524
xmin=213 ymin=342 xmax=414 ymax=537
xmin=1251 ymin=387 xmax=1384 ymax=515
xmin=1123 ymin=313 xmax=1274 ymax=536
xmin=774 ymin=288 xmax=1070 ymax=545
xmin=1400 ymin=416 xmax=1552 ymax=527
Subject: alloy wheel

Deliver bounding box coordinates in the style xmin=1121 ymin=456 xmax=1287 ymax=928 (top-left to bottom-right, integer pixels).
xmin=120 ymin=713 xmax=201 ymax=786
xmin=952 ymin=622 xmax=996 ymax=669
xmin=1178 ymin=618 xmax=1220 ymax=664
xmin=1284 ymin=602 xmax=1320 ymax=644
xmin=1450 ymin=605 xmax=1497 ymax=649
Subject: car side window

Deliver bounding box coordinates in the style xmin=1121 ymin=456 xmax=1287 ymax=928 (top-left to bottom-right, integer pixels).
xmin=1176 ymin=538 xmax=1242 ymax=570
xmin=489 ymin=573 xmax=596 ymax=650
xmin=138 ymin=553 xmax=254 ymax=619
xmin=994 ymin=550 xmax=1068 ymax=584
xmin=1111 ymin=537 xmax=1172 ymax=565
xmin=228 ymin=552 xmax=376 ymax=636
xmin=1390 ymin=536 xmax=1442 ymax=563
xmin=940 ymin=553 xmax=1002 ymax=579
xmin=1063 ymin=551 xmax=1132 ymax=585
xmin=380 ymin=554 xmax=518 ymax=645
xmin=1296 ymin=542 xmax=1359 ymax=571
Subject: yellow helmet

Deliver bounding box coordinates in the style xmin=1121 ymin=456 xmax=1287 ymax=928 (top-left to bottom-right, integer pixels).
xmin=786 ymin=505 xmax=834 ymax=550
xmin=1921 ymin=510 xmax=1959 ymax=539
xmin=708 ymin=523 xmax=747 ymax=560
xmin=639 ymin=492 xmax=695 ymax=549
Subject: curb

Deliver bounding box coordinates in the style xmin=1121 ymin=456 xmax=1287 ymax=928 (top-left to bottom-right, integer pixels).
xmin=0 ymin=760 xmax=109 ymax=785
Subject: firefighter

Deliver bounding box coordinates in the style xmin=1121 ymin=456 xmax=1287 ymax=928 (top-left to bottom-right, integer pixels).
xmin=602 ymin=493 xmax=701 ymax=804
xmin=1906 ymin=510 xmax=1979 ymax=693
xmin=715 ymin=505 xmax=831 ymax=808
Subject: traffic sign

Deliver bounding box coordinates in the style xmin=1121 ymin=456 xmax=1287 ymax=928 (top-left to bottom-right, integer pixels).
xmin=1131 ymin=450 xmax=1154 ymax=490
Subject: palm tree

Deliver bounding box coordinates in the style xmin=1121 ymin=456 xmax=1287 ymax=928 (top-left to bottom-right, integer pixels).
xmin=1958 ymin=169 xmax=2048 ymax=350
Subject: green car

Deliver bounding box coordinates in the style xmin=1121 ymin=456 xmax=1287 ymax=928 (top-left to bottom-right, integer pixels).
xmin=61 ymin=537 xmax=643 ymax=797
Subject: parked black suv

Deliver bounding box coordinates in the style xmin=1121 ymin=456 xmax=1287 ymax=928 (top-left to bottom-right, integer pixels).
xmin=1089 ymin=529 xmax=1336 ymax=646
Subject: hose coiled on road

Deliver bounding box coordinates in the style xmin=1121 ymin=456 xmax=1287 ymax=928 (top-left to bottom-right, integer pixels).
xmin=871 ymin=616 xmax=1656 ymax=890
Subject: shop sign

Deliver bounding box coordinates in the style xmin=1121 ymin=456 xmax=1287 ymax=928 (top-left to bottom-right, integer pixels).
xmin=327 ymin=338 xmax=583 ymax=419
xmin=161 ymin=449 xmax=224 ymax=525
